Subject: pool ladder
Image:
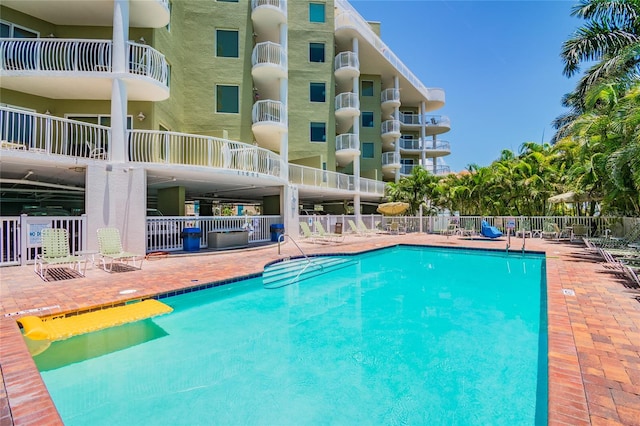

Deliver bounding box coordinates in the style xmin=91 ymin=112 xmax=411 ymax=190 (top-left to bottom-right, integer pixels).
xmin=506 ymin=229 xmax=526 ymax=254
xmin=269 ymin=233 xmax=324 ymax=288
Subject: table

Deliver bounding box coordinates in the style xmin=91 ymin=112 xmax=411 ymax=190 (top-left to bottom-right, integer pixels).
xmin=75 ymin=250 xmax=99 ymax=269
xmin=207 ymin=230 xmax=248 ymax=250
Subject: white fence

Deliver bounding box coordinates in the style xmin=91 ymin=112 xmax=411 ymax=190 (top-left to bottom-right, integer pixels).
xmin=0 ymin=215 xmax=87 ymax=267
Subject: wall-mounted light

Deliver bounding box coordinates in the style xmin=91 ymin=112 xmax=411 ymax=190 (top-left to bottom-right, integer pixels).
xmin=138 ymin=37 xmax=146 ymax=44
xmin=137 ymin=112 xmax=146 ymax=121
xmin=44 ymin=110 xmax=51 ymax=115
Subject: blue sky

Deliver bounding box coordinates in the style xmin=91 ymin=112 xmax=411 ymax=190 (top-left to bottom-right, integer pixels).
xmin=350 ymin=0 xmax=584 ymax=172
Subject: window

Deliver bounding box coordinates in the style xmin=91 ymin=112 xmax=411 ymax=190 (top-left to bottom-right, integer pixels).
xmin=165 ymin=62 xmax=171 ymax=89
xmin=310 ymin=82 xmax=326 ymax=102
xmin=0 ymin=21 xmax=38 ymax=38
xmin=310 ymin=122 xmax=326 ymax=142
xmin=362 ymin=111 xmax=374 ymax=127
xmin=166 ymin=1 xmax=172 ymax=32
xmin=216 ymin=85 xmax=239 ymax=113
xmin=309 ymin=3 xmax=325 ymax=23
xmin=361 ymin=80 xmax=374 ymax=96
xmin=216 ymin=29 xmax=239 ymax=58
xmin=309 ymin=43 xmax=325 ymax=63
xmin=362 ymin=142 xmax=374 ymax=158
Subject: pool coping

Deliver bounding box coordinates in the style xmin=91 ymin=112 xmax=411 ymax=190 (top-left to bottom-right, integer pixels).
xmin=1 ymin=235 xmax=639 ymax=425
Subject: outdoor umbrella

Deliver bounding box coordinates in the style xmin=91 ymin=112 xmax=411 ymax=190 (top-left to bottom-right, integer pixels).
xmin=548 ymin=191 xmax=601 ymax=204
xmin=376 ymin=202 xmax=410 ymax=216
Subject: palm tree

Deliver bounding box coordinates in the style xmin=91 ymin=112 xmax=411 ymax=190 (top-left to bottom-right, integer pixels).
xmin=561 ymin=0 xmax=640 ymax=101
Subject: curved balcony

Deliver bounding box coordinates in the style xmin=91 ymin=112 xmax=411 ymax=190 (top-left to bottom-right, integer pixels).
xmin=2 ymin=0 xmax=170 ymax=28
xmin=399 ymin=111 xmax=421 ymax=128
xmin=381 ymin=119 xmax=401 ymax=143
xmin=425 ymin=87 xmax=446 ymax=111
xmin=381 ymin=88 xmax=400 ymax=113
xmin=251 ymin=0 xmax=287 ymax=30
xmin=335 ymin=92 xmax=360 ymax=134
xmin=400 ymin=164 xmax=418 ymax=177
xmin=423 ymin=140 xmax=451 ymax=157
xmin=425 ymin=115 xmax=451 ymax=136
xmin=382 ymin=151 xmax=401 ymax=179
xmin=251 ymin=100 xmax=287 ymax=152
xmin=398 ymin=137 xmax=422 ymax=154
xmin=251 ymin=42 xmax=287 ymax=86
xmin=334 ymin=51 xmax=359 ymax=81
xmin=335 ymin=133 xmax=360 ymax=167
xmin=0 ymin=38 xmax=169 ymax=101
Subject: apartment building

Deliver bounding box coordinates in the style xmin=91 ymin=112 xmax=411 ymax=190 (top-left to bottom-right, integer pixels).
xmin=0 ymin=0 xmax=451 ymax=253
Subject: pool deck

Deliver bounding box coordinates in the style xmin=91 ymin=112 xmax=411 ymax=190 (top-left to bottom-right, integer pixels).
xmin=1 ymin=233 xmax=639 ymax=425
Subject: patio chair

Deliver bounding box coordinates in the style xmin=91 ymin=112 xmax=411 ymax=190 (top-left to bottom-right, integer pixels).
xmin=570 ymin=224 xmax=589 ymax=242
xmin=97 ymin=227 xmax=144 ymax=272
xmin=515 ymin=219 xmax=533 ymax=238
xmin=460 ymin=220 xmax=476 ymax=237
xmin=34 ymin=228 xmax=86 ymax=280
xmin=441 ymin=221 xmax=459 ymax=237
xmin=299 ymin=221 xmax=327 ymax=243
xmin=315 ymin=221 xmax=345 ymax=243
xmin=541 ymin=221 xmax=560 ymax=239
xmin=358 ymin=219 xmax=380 ymax=235
xmin=348 ymin=219 xmax=373 ymax=237
xmin=387 ymin=221 xmax=405 ymax=235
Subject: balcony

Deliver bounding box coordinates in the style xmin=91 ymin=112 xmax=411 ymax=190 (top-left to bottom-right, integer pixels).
xmin=335 ymin=133 xmax=360 ymax=167
xmin=1 ymin=0 xmax=170 ymax=28
xmin=381 ymin=88 xmax=400 ymax=112
xmin=289 ymin=164 xmax=354 ymax=192
xmin=425 ymin=115 xmax=451 ymax=136
xmin=398 ymin=138 xmax=451 ymax=157
xmin=335 ymin=92 xmax=359 ymax=133
xmin=426 ymin=88 xmax=446 ymax=111
xmin=251 ymin=0 xmax=287 ymax=29
xmin=424 ymin=140 xmax=451 ymax=157
xmin=381 ymin=152 xmax=401 ymax=170
xmin=251 ymin=100 xmax=287 ymax=152
xmin=251 ymin=42 xmax=287 ymax=85
xmin=398 ymin=137 xmax=422 ymax=154
xmin=334 ymin=51 xmax=359 ymax=81
xmin=399 ymin=112 xmax=421 ymax=127
xmin=381 ymin=119 xmax=401 ymax=143
xmin=0 ymin=39 xmax=169 ymax=101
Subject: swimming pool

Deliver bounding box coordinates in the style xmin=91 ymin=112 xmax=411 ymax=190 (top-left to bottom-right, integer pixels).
xmin=34 ymin=245 xmax=547 ymax=425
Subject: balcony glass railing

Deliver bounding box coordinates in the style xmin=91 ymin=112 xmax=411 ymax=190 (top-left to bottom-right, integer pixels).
xmin=399 ymin=112 xmax=421 ymax=125
xmin=251 ymin=41 xmax=287 ymax=68
xmin=251 ymin=0 xmax=287 ymax=17
xmin=381 ymin=151 xmax=400 ymax=166
xmin=289 ymin=164 xmax=354 ymax=191
xmin=381 ymin=88 xmax=400 ymax=104
xmin=399 ymin=138 xmax=451 ymax=152
xmin=0 ymin=106 xmax=110 ymax=159
xmin=359 ymin=178 xmax=386 ymax=195
xmin=334 ymin=51 xmax=359 ymax=72
xmin=381 ymin=120 xmax=401 ymax=135
xmin=399 ymin=138 xmax=422 ymax=151
xmin=335 ymin=92 xmax=359 ymax=111
xmin=425 ymin=115 xmax=451 ymax=127
xmin=335 ymin=133 xmax=359 ymax=151
xmin=0 ymin=38 xmax=168 ymax=86
xmin=426 ymin=140 xmax=450 ymax=152
xmin=252 ymin=100 xmax=287 ymax=125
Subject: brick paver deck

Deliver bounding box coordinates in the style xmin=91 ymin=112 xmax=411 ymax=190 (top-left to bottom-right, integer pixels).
xmin=1 ymin=233 xmax=639 ymax=425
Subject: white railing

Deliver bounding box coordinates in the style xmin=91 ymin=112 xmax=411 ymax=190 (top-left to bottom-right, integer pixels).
xmin=0 ymin=106 xmax=110 ymax=159
xmin=336 ymin=133 xmax=359 ymax=151
xmin=399 ymin=112 xmax=421 ymax=125
xmin=128 ymin=130 xmax=283 ymax=177
xmin=432 ymin=165 xmax=451 ymax=175
xmin=252 ymin=100 xmax=287 ymax=126
xmin=399 ymin=138 xmax=451 ymax=152
xmin=359 ymin=178 xmax=386 ymax=196
xmin=1 ymin=38 xmax=112 ymax=72
xmin=334 ymin=0 xmax=442 ymax=101
xmin=0 ymin=39 xmax=167 ymax=86
xmin=382 ymin=151 xmax=400 ymax=166
xmin=335 ymin=92 xmax=359 ymax=111
xmin=127 ymin=41 xmax=168 ymax=85
xmin=425 ymin=140 xmax=450 ymax=152
xmin=381 ymin=88 xmax=400 ymax=103
xmin=0 ymin=214 xmax=87 ymax=267
xmin=399 ymin=137 xmax=422 ymax=151
xmin=251 ymin=0 xmax=287 ymax=16
xmin=289 ymin=164 xmax=354 ymax=191
xmin=251 ymin=41 xmax=287 ymax=68
xmin=146 ymin=215 xmax=282 ymax=252
xmin=425 ymin=115 xmax=451 ymax=128
xmin=334 ymin=51 xmax=359 ymax=72
xmin=381 ymin=119 xmax=401 ymax=135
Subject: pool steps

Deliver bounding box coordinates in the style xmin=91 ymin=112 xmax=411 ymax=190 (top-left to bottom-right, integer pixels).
xmin=263 ymin=256 xmax=356 ymax=289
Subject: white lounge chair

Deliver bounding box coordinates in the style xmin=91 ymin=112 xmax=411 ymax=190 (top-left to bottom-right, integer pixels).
xmin=97 ymin=227 xmax=144 ymax=272
xmin=34 ymin=228 xmax=86 ymax=280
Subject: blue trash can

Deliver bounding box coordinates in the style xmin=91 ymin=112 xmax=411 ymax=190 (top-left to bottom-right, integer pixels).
xmin=181 ymin=227 xmax=201 ymax=251
xmin=270 ymin=224 xmax=284 ymax=242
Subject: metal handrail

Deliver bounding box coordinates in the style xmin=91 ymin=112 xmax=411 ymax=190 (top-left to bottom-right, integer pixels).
xmin=268 ymin=233 xmax=324 ymax=289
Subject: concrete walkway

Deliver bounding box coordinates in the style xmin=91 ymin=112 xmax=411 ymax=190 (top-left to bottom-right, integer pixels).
xmin=1 ymin=233 xmax=639 ymax=425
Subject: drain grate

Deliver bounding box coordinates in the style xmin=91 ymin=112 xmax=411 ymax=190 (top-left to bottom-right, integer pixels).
xmin=562 ymin=288 xmax=576 ymax=296
xmin=44 ymin=267 xmax=83 ymax=282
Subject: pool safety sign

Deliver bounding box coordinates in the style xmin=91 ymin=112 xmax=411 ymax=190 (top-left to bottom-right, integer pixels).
xmin=506 ymin=218 xmax=516 ymax=230
xmin=27 ymin=221 xmax=52 ymax=247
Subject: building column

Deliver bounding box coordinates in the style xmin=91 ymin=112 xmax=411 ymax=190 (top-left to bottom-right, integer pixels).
xmin=420 ymin=101 xmax=427 ymax=166
xmin=352 ymin=37 xmax=361 ymax=219
xmin=393 ymin=75 xmax=400 ymax=183
xmin=110 ymin=0 xmax=129 ymax=164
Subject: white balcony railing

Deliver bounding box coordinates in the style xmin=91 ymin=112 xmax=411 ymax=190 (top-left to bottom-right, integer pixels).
xmin=400 ymin=164 xmax=418 ymax=175
xmin=399 ymin=137 xmax=422 ymax=151
xmin=425 ymin=140 xmax=450 ymax=152
xmin=251 ymin=0 xmax=287 ymax=16
xmin=399 ymin=112 xmax=421 ymax=125
xmin=425 ymin=115 xmax=451 ymax=127
xmin=335 ymin=92 xmax=359 ymax=111
xmin=0 ymin=106 xmax=110 ymax=159
xmin=359 ymin=178 xmax=386 ymax=196
xmin=381 ymin=152 xmax=400 ymax=166
xmin=433 ymin=165 xmax=451 ymax=175
xmin=289 ymin=164 xmax=354 ymax=191
xmin=398 ymin=138 xmax=450 ymax=152
xmin=0 ymin=38 xmax=168 ymax=86
xmin=129 ymin=130 xmax=283 ymax=177
xmin=252 ymin=100 xmax=287 ymax=125
xmin=381 ymin=120 xmax=401 ymax=135
xmin=381 ymin=88 xmax=400 ymax=104
xmin=251 ymin=41 xmax=287 ymax=68
xmin=335 ymin=133 xmax=359 ymax=151
xmin=334 ymin=51 xmax=359 ymax=72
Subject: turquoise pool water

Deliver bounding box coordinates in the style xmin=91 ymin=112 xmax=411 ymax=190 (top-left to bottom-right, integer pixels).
xmin=35 ymin=246 xmax=547 ymax=425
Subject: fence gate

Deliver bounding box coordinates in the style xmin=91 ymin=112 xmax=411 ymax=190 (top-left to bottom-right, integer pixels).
xmin=0 ymin=215 xmax=87 ymax=267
